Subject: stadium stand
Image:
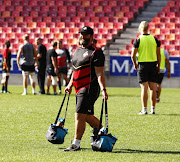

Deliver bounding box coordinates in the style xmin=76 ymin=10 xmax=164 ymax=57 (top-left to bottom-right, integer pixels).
xmin=0 ymin=0 xmax=150 ymax=54
xmin=118 ymin=0 xmax=180 ymax=57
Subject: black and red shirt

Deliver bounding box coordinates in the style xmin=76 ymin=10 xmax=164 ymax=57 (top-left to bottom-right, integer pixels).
xmin=72 ymin=45 xmax=105 ymax=94
xmin=2 ymin=48 xmax=11 ymax=70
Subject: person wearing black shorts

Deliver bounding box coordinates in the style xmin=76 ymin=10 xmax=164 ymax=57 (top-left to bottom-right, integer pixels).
xmin=1 ymin=40 xmax=11 ymax=93
xmin=46 ymin=41 xmax=58 ymax=95
xmin=36 ymin=38 xmax=47 ymax=94
xmin=131 ymin=21 xmax=161 ymax=115
xmin=56 ymin=40 xmax=71 ymax=94
xmin=64 ymin=26 xmax=108 ymax=151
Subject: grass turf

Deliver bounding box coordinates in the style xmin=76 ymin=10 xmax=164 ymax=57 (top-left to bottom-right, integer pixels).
xmin=0 ymin=86 xmax=180 ymax=162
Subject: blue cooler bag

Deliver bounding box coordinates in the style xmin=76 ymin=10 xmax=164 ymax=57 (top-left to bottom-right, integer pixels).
xmin=46 ymin=124 xmax=68 ymax=144
xmin=90 ymin=100 xmax=118 ymax=152
xmin=90 ymin=134 xmax=117 ymax=152
xmin=46 ymin=94 xmax=70 ymax=144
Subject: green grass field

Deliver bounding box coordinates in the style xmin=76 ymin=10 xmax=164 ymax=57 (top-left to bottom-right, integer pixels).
xmin=0 ymin=86 xmax=180 ymax=162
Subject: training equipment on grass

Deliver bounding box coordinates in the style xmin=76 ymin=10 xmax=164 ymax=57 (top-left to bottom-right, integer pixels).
xmin=90 ymin=99 xmax=117 ymax=152
xmin=46 ymin=93 xmax=70 ymax=144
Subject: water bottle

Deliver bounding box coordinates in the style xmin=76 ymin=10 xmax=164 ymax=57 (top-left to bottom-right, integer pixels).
xmin=56 ymin=117 xmax=65 ymax=127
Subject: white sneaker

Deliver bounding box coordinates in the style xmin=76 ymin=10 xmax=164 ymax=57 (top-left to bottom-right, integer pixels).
xmin=149 ymin=111 xmax=155 ymax=114
xmin=138 ymin=111 xmax=147 ymax=115
xmin=22 ymin=92 xmax=27 ymax=95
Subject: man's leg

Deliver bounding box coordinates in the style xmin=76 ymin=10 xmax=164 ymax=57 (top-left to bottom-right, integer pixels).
xmin=22 ymin=72 xmax=28 ymax=95
xmin=139 ymin=82 xmax=148 ymax=114
xmin=148 ymin=82 xmax=157 ymax=114
xmin=156 ymin=83 xmax=161 ymax=102
xmin=51 ymin=76 xmax=57 ymax=95
xmin=46 ymin=75 xmax=51 ymax=94
xmin=63 ymin=74 xmax=69 ymax=86
xmin=57 ymin=73 xmax=62 ymax=93
xmin=29 ymin=72 xmax=36 ymax=94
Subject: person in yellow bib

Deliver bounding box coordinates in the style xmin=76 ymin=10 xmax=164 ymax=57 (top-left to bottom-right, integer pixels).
xmin=131 ymin=21 xmax=161 ymax=115
xmin=156 ymin=48 xmax=171 ymax=103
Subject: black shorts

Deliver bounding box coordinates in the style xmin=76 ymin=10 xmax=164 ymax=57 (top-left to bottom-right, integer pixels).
xmin=21 ymin=64 xmax=35 ymax=72
xmin=157 ymin=73 xmax=164 ymax=84
xmin=138 ymin=62 xmax=158 ymax=83
xmin=46 ymin=68 xmax=57 ymax=76
xmin=76 ymin=87 xmax=100 ymax=115
xmin=58 ymin=67 xmax=68 ymax=75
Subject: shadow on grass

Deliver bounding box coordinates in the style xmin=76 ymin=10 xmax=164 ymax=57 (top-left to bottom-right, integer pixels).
xmin=156 ymin=114 xmax=180 ymax=116
xmin=113 ymin=149 xmax=180 ymax=154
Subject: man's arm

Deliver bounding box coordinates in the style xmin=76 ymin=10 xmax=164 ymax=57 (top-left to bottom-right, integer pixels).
xmin=95 ymin=66 xmax=108 ymax=100
xmin=157 ymin=47 xmax=161 ymax=73
xmin=33 ymin=44 xmax=38 ymax=68
xmin=131 ymin=47 xmax=138 ymax=70
xmin=17 ymin=45 xmax=23 ymax=69
xmin=64 ymin=72 xmax=73 ymax=94
xmin=51 ymin=56 xmax=58 ymax=74
xmin=165 ymin=58 xmax=171 ymax=78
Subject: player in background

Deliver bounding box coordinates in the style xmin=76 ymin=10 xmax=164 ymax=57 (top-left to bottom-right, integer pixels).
xmin=1 ymin=40 xmax=11 ymax=93
xmin=156 ymin=48 xmax=171 ymax=103
xmin=56 ymin=40 xmax=71 ymax=94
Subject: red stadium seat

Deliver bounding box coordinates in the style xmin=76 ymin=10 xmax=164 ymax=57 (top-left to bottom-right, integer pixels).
xmin=31 ymin=28 xmax=41 ymax=34
xmin=161 ymin=17 xmax=170 ymax=23
xmin=167 ymin=1 xmax=175 ymax=7
xmin=64 ymin=1 xmax=72 ymax=6
xmin=15 ymin=33 xmax=24 ymax=39
xmin=104 ymin=6 xmax=112 ymax=12
xmin=5 ymin=17 xmax=14 ymax=23
xmin=96 ymin=12 xmax=105 ymax=17
xmin=135 ymin=1 xmax=144 ymax=8
xmin=100 ymin=17 xmax=109 ymax=23
xmin=122 ymin=6 xmax=130 ymax=12
xmin=117 ymin=1 xmax=126 ymax=7
xmin=51 ymin=28 xmax=59 ymax=34
xmin=66 ymin=22 xmax=75 ymax=28
xmin=166 ymin=12 xmax=175 ymax=18
xmin=130 ymin=6 xmax=139 ymax=14
xmin=120 ymin=50 xmax=130 ymax=56
xmin=68 ymin=38 xmax=78 ymax=45
xmin=170 ymin=7 xmax=179 ymax=12
xmin=37 ymin=1 xmax=46 ymax=6
xmin=8 ymin=22 xmax=17 ymax=28
xmin=69 ymin=27 xmax=79 ymax=34
xmin=43 ymin=17 xmax=52 ymax=23
xmin=37 ymin=22 xmax=46 ymax=28
xmin=54 ymin=33 xmax=64 ymax=39
xmin=162 ymin=6 xmax=170 ymax=12
xmin=87 ymin=11 xmax=95 ymax=17
xmin=15 ymin=17 xmax=23 ymax=23
xmin=56 ymin=22 xmax=65 ymax=28
xmin=75 ymin=22 xmax=84 ymax=29
xmin=119 ymin=17 xmax=129 ymax=25
xmin=155 ymin=23 xmax=165 ymax=29
xmin=161 ymin=39 xmax=170 ymax=45
xmin=58 ymin=12 xmax=67 ymax=18
xmin=61 ymin=28 xmax=69 ymax=34
xmin=18 ymin=22 xmax=27 ymax=28
xmin=170 ymin=29 xmax=180 ymax=34
xmin=3 ymin=27 xmax=12 ymax=33
xmin=73 ymin=1 xmax=81 ymax=6
xmin=161 ymin=29 xmax=170 ymax=35
xmin=169 ymin=50 xmax=180 ymax=57
xmin=81 ymin=17 xmax=90 ymax=23
xmin=94 ymin=6 xmax=103 ymax=12
xmin=12 ymin=27 xmax=21 ymax=33
xmin=67 ymin=12 xmax=76 ymax=17
xmin=94 ymin=22 xmax=104 ymax=28
xmin=104 ymin=33 xmax=112 ymax=40
xmin=76 ymin=6 xmax=85 ymax=12
xmin=104 ymin=22 xmax=113 ymax=29
xmin=157 ymin=12 xmax=166 ymax=17
xmin=33 ymin=17 xmax=42 ymax=23
xmin=85 ymin=22 xmax=94 ymax=28
xmin=47 ymin=1 xmax=55 ymax=7
xmin=156 ymin=34 xmax=165 ymax=40
xmin=152 ymin=17 xmax=160 ymax=23
xmin=23 ymin=6 xmax=32 ymax=12
xmin=109 ymin=17 xmax=119 ymax=23
xmin=109 ymin=1 xmax=117 ymax=7
xmin=97 ymin=39 xmax=106 ymax=47
xmin=12 ymin=1 xmax=20 ymax=6
xmin=150 ymin=28 xmax=160 ymax=35
xmin=175 ymin=23 xmax=180 ymax=28
xmin=4 ymin=0 xmax=11 ymax=6
xmin=32 ymin=6 xmax=40 ymax=12
xmin=170 ymin=40 xmax=180 ymax=45
xmin=6 ymin=6 xmax=14 ymax=12
xmin=166 ymin=23 xmax=175 ymax=29
xmin=175 ymin=45 xmax=180 ymax=51
xmin=49 ymin=11 xmax=57 ymax=17
xmin=82 ymin=1 xmax=90 ymax=7
xmin=86 ymin=6 xmax=94 ymax=12
xmin=113 ymin=22 xmax=123 ymax=30
xmin=125 ymin=12 xmax=134 ymax=19
xmin=46 ymin=22 xmax=56 ymax=28
xmin=58 ymin=6 xmax=67 ymax=12
xmin=39 ymin=12 xmax=48 ymax=17
xmin=72 ymin=17 xmax=80 ymax=23
xmin=99 ymin=1 xmax=108 ymax=6
xmin=90 ymin=1 xmax=99 ymax=6
xmin=49 ymin=6 xmax=58 ymax=12
xmin=29 ymin=1 xmax=37 ymax=6
xmin=77 ymin=12 xmax=86 ymax=17
xmin=109 ymin=28 xmax=118 ymax=35
xmin=15 ymin=6 xmax=23 ymax=12
xmin=171 ymin=17 xmax=180 ymax=23
xmin=21 ymin=1 xmax=29 ymax=6
xmin=2 ymin=11 xmax=10 ymax=17
xmin=24 ymin=17 xmax=32 ymax=23
xmin=165 ymin=45 xmax=175 ymax=52
xmin=61 ymin=17 xmax=71 ymax=23
xmin=41 ymin=6 xmax=49 ymax=12
xmin=99 ymin=28 xmax=108 ymax=34
xmin=64 ymin=33 xmax=73 ymax=39
xmin=45 ymin=33 xmax=54 ymax=39
xmin=148 ymin=22 xmax=155 ymax=30
xmin=28 ymin=22 xmax=37 ymax=28
xmin=55 ymin=1 xmax=64 ymax=6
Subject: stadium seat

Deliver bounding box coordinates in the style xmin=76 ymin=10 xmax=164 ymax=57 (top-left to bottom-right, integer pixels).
xmin=175 ymin=45 xmax=180 ymax=51
xmin=72 ymin=17 xmax=80 ymax=23
xmin=148 ymin=22 xmax=155 ymax=30
xmin=97 ymin=39 xmax=106 ymax=47
xmin=82 ymin=1 xmax=90 ymax=7
xmin=120 ymin=50 xmax=130 ymax=56
xmin=104 ymin=22 xmax=113 ymax=29
xmin=161 ymin=39 xmax=170 ymax=45
xmin=2 ymin=11 xmax=11 ymax=17
xmin=12 ymin=27 xmax=21 ymax=33
xmin=117 ymin=1 xmax=126 ymax=7
xmin=61 ymin=17 xmax=71 ymax=23
xmin=32 ymin=6 xmax=40 ymax=12
xmin=6 ymin=6 xmax=14 ymax=12
xmin=85 ymin=6 xmax=94 ymax=12
xmin=109 ymin=1 xmax=117 ymax=7
xmin=155 ymin=22 xmax=165 ymax=29
xmin=113 ymin=22 xmax=123 ymax=30
xmin=170 ymin=7 xmax=179 ymax=12
xmin=68 ymin=38 xmax=78 ymax=45
xmin=125 ymin=12 xmax=134 ymax=19
xmin=73 ymin=1 xmax=81 ymax=7
xmin=104 ymin=6 xmax=112 ymax=13
xmin=77 ymin=12 xmax=86 ymax=17
xmin=90 ymin=1 xmax=99 ymax=6
xmin=12 ymin=1 xmax=20 ymax=6
xmin=166 ymin=34 xmax=175 ymax=40
xmin=18 ymin=22 xmax=27 ymax=28
xmin=46 ymin=22 xmax=55 ymax=28
xmin=37 ymin=22 xmax=46 ymax=28
xmin=170 ymin=40 xmax=180 ymax=45
xmin=49 ymin=11 xmax=57 ymax=17
xmin=170 ymin=50 xmax=180 ymax=57
xmin=96 ymin=12 xmax=105 ymax=18
xmin=171 ymin=17 xmax=180 ymax=23
xmin=165 ymin=45 xmax=175 ymax=52
xmin=8 ymin=22 xmax=17 ymax=28
xmin=166 ymin=12 xmax=175 ymax=18
xmin=162 ymin=6 xmax=170 ymax=12
xmin=61 ymin=28 xmax=70 ymax=34
xmin=49 ymin=6 xmax=58 ymax=12
xmin=167 ymin=1 xmax=175 ymax=7
xmin=157 ymin=12 xmax=166 ymax=17
xmin=94 ymin=6 xmax=103 ymax=12
xmin=166 ymin=23 xmax=175 ymax=29
xmin=100 ymin=17 xmax=109 ymax=23
xmin=135 ymin=1 xmax=144 ymax=8
xmin=64 ymin=33 xmax=73 ymax=39
xmin=119 ymin=17 xmax=129 ymax=25
xmin=15 ymin=33 xmax=24 ymax=39
xmin=94 ymin=22 xmax=104 ymax=28
xmin=161 ymin=17 xmax=170 ymax=23
xmin=109 ymin=17 xmax=119 ymax=23
xmin=15 ymin=17 xmax=23 ymax=23
xmin=99 ymin=1 xmax=108 ymax=6
xmin=45 ymin=33 xmax=54 ymax=39
xmin=69 ymin=27 xmax=79 ymax=34
xmin=5 ymin=17 xmax=14 ymax=23
xmin=75 ymin=22 xmax=84 ymax=29
xmin=50 ymin=28 xmax=59 ymax=34
xmin=24 ymin=17 xmax=33 ymax=23
xmin=64 ymin=1 xmax=72 ymax=6
xmin=3 ymin=27 xmax=12 ymax=33
xmin=161 ymin=29 xmax=170 ymax=35
xmin=81 ymin=17 xmax=90 ymax=23
xmin=156 ymin=34 xmax=165 ymax=40
xmin=29 ymin=1 xmax=37 ymax=6
xmin=41 ymin=28 xmax=50 ymax=34
xmin=85 ymin=22 xmax=94 ymax=28
xmin=56 ymin=22 xmax=65 ymax=28
xmin=0 ymin=17 xmax=4 ymax=23
xmin=130 ymin=6 xmax=139 ymax=14
xmin=47 ymin=1 xmax=55 ymax=6
xmin=66 ymin=22 xmax=75 ymax=28
xmin=4 ymin=0 xmax=11 ymax=6
xmin=37 ymin=1 xmax=46 ymax=6
xmin=109 ymin=28 xmax=118 ymax=35
xmin=115 ymin=12 xmax=124 ymax=18
xmin=76 ymin=6 xmax=85 ymax=12
xmin=28 ymin=22 xmax=37 ymax=28
xmin=170 ymin=29 xmax=179 ymax=34
xmin=15 ymin=6 xmax=23 ymax=12
xmin=99 ymin=28 xmax=108 ymax=34
xmin=20 ymin=11 xmax=29 ymax=17
xmin=41 ymin=6 xmax=49 ymax=12
xmin=122 ymin=6 xmax=130 ymax=12
xmin=152 ymin=17 xmax=160 ymax=23
xmin=54 ymin=33 xmax=64 ymax=39
xmin=58 ymin=6 xmax=67 ymax=12
xmin=31 ymin=28 xmax=41 ymax=33
xmin=104 ymin=33 xmax=112 ymax=40
xmin=105 ymin=12 xmax=114 ymax=17
xmin=0 ymin=33 xmax=6 ymax=38
xmin=33 ymin=17 xmax=42 ymax=23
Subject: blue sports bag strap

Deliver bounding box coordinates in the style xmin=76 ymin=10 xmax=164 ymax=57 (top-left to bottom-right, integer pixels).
xmin=105 ymin=100 xmax=108 ymax=133
xmin=98 ymin=99 xmax=104 ymax=132
xmin=63 ymin=93 xmax=70 ymax=125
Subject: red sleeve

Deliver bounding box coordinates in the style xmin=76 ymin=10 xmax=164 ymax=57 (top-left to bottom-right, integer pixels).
xmin=3 ymin=48 xmax=9 ymax=59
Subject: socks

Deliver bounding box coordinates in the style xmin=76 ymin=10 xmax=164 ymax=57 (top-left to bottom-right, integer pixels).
xmin=57 ymin=81 xmax=61 ymax=91
xmin=151 ymin=106 xmax=155 ymax=113
xmin=4 ymin=85 xmax=7 ymax=92
xmin=143 ymin=107 xmax=147 ymax=112
xmin=32 ymin=88 xmax=35 ymax=94
xmin=24 ymin=88 xmax=27 ymax=94
xmin=72 ymin=139 xmax=81 ymax=147
xmin=2 ymin=85 xmax=5 ymax=92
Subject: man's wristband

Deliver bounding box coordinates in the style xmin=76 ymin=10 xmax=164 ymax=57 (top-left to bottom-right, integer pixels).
xmin=102 ymin=89 xmax=106 ymax=92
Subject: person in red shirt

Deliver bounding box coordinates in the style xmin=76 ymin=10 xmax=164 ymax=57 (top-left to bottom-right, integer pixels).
xmin=1 ymin=40 xmax=11 ymax=93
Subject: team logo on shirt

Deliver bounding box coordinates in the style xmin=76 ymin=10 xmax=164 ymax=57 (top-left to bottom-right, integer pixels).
xmin=83 ymin=51 xmax=88 ymax=57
